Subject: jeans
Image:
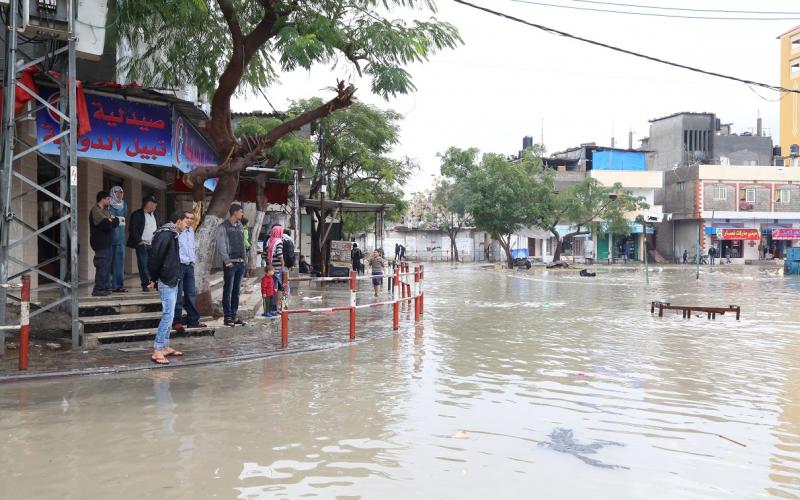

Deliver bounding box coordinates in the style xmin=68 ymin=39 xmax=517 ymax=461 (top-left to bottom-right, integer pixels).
xmin=155 ymin=280 xmax=178 ymax=350
xmin=174 ymin=264 xmax=200 ymax=326
xmin=709 ymin=256 xmax=715 ymax=265
xmin=93 ymin=246 xmax=112 ymax=293
xmin=222 ymin=262 xmax=245 ymax=319
xmin=110 ymin=244 xmax=125 ymax=290
xmin=136 ymin=244 xmax=151 ymax=288
xmin=262 ymin=295 xmax=275 ymax=314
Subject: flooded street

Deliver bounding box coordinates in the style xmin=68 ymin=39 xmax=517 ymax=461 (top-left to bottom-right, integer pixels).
xmin=2 ymin=264 xmax=800 ymax=499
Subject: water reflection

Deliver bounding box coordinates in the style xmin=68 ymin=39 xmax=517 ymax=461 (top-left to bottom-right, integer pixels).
xmin=1 ymin=265 xmax=799 ymax=498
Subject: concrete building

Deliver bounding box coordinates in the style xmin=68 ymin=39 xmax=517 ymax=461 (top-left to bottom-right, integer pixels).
xmin=659 ymin=164 xmax=800 ymax=263
xmin=643 ymin=112 xmax=774 ymax=171
xmin=778 ymin=26 xmax=800 ymax=163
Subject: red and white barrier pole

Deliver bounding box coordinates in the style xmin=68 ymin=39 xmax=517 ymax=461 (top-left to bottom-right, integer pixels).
xmin=413 ymin=266 xmax=420 ymax=322
xmin=282 ymin=268 xmax=289 ymax=310
xmin=419 ymin=265 xmax=424 ymax=317
xmin=392 ymin=265 xmax=400 ymax=330
xmin=349 ymin=270 xmax=357 ymax=340
xmin=280 ymin=310 xmax=289 ymax=349
xmin=400 ymin=262 xmax=407 ymax=300
xmin=19 ymin=275 xmax=31 ymax=370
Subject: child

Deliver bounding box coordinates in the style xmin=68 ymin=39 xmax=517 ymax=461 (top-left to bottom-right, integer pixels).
xmin=261 ymin=265 xmax=276 ymax=318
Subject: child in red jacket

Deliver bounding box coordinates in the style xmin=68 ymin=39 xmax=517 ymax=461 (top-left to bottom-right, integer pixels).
xmin=261 ymin=265 xmax=276 ymax=318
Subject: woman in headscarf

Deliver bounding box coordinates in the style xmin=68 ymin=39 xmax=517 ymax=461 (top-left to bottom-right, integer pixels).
xmin=108 ymin=186 xmax=128 ymax=292
xmin=266 ymin=224 xmax=285 ymax=312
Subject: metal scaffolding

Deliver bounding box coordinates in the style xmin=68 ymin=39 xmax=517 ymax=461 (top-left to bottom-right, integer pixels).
xmin=0 ymin=0 xmax=79 ymax=352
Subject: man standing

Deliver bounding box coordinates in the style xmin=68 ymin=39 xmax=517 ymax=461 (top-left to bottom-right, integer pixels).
xmin=351 ymin=242 xmax=363 ymax=275
xmin=148 ymin=210 xmax=190 ymax=365
xmin=217 ymin=203 xmax=247 ymax=327
xmin=708 ymin=246 xmax=716 ymax=266
xmin=127 ymin=195 xmax=159 ymax=291
xmin=89 ymin=191 xmax=119 ymax=297
xmin=172 ymin=210 xmax=205 ymax=332
xmin=108 ymin=186 xmax=127 ymax=292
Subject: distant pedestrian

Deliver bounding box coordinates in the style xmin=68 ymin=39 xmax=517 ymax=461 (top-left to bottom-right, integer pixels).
xmin=261 ymin=265 xmax=276 ymax=318
xmin=395 ymin=243 xmax=401 ymax=261
xmin=172 ymin=210 xmax=205 ymax=332
xmin=127 ymin=195 xmax=159 ymax=291
xmin=298 ymin=255 xmax=321 ymax=277
xmin=218 ymin=203 xmax=247 ymax=327
xmin=682 ymin=249 xmax=688 ymax=264
xmin=89 ymin=191 xmax=119 ymax=297
xmin=708 ymin=246 xmax=716 ymax=265
xmin=242 ymin=217 xmax=251 ymax=252
xmin=368 ymin=249 xmax=386 ymax=297
xmin=351 ymin=242 xmax=364 ymax=275
xmin=148 ymin=210 xmax=190 ymax=364
xmin=398 ymin=244 xmax=406 ymax=261
xmin=108 ymin=186 xmax=127 ymax=292
xmin=266 ymin=224 xmax=285 ymax=312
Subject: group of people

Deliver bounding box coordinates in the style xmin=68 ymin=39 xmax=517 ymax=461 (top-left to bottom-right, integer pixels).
xmin=259 ymin=224 xmax=292 ymax=317
xmin=89 ymin=188 xmax=264 ymax=364
xmin=680 ymin=246 xmax=731 ymax=265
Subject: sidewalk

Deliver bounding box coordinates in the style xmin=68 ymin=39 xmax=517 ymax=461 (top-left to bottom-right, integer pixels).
xmin=0 ymin=288 xmax=417 ymax=383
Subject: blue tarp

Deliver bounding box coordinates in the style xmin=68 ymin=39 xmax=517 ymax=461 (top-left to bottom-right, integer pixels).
xmin=591 ymin=150 xmax=646 ymax=171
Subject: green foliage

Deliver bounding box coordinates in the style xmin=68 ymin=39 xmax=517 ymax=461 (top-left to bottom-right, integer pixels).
xmin=114 ymin=0 xmax=462 ymax=98
xmin=292 ymin=99 xmax=412 ymax=201
xmin=448 ymin=150 xmax=545 ymax=251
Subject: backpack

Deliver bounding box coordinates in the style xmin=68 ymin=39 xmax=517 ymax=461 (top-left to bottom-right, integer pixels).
xmin=282 ymin=237 xmax=296 ymax=268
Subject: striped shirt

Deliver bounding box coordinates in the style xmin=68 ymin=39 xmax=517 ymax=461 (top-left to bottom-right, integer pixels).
xmin=271 ymin=241 xmax=283 ymax=268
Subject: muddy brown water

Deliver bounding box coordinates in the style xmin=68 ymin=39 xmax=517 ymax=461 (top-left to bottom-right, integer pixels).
xmin=2 ymin=264 xmax=800 ymax=499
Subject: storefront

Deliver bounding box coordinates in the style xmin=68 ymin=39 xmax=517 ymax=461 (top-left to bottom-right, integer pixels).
xmin=596 ymin=221 xmax=653 ymax=261
xmin=769 ymin=228 xmax=800 ymax=257
xmin=709 ymin=227 xmax=760 ymax=261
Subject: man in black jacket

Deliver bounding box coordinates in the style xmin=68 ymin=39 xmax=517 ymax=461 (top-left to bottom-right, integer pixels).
xmin=147 ymin=210 xmax=190 ymax=364
xmin=89 ymin=191 xmax=120 ymax=296
xmin=127 ymin=195 xmax=159 ymax=291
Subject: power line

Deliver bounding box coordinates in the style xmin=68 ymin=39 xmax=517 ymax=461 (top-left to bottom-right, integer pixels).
xmin=574 ymin=0 xmax=800 ymax=16
xmin=509 ymin=0 xmax=800 ymax=20
xmin=451 ymin=0 xmax=799 ymax=94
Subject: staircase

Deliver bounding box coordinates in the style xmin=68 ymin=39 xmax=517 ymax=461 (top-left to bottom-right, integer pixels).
xmin=79 ymin=276 xmax=223 ymax=348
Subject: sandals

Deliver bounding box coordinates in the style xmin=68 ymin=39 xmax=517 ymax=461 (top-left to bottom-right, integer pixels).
xmin=151 ymin=351 xmax=169 ymax=364
xmin=163 ymin=347 xmax=183 ymax=357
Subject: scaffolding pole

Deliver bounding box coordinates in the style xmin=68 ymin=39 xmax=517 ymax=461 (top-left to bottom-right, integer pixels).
xmin=1 ymin=1 xmax=80 ymax=353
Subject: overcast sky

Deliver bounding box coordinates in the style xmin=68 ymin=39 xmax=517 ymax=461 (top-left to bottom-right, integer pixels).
xmin=232 ymin=0 xmax=795 ymax=196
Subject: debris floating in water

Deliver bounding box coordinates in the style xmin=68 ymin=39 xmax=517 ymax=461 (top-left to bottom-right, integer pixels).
xmin=452 ymin=430 xmax=469 ymax=439
xmin=539 ymin=428 xmax=628 ymax=470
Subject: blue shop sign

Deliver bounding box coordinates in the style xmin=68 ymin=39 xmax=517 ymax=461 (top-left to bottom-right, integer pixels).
xmin=36 ymin=87 xmax=172 ymax=166
xmin=600 ymin=221 xmax=655 ymax=234
xmin=172 ymin=110 xmax=219 ymax=191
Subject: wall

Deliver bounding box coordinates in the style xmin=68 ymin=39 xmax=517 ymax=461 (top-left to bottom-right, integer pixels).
xmin=663 ymin=165 xmax=699 ymax=218
xmin=648 ymin=114 xmax=715 ymax=171
xmin=591 ymin=150 xmax=646 ymax=171
xmin=714 ymin=135 xmax=773 ymax=166
xmin=779 ymin=27 xmax=800 ymax=155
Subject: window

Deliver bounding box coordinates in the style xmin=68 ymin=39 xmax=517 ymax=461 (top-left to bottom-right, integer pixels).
xmin=677 ymin=181 xmax=686 ymax=192
xmin=792 ymin=59 xmax=800 ymax=75
xmin=713 ymin=185 xmax=727 ymax=200
xmin=745 ymin=188 xmax=756 ymax=203
xmin=778 ymin=188 xmax=791 ymax=204
xmin=793 ymin=36 xmax=800 ymax=52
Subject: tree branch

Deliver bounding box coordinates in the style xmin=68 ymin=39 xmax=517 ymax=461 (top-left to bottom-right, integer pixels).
xmin=189 ymin=82 xmax=357 ymax=187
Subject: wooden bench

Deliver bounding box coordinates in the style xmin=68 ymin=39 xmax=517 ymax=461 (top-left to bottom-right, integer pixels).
xmin=650 ymin=302 xmax=740 ymax=320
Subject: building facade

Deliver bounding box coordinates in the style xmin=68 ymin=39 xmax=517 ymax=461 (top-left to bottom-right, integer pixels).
xmin=659 ymin=165 xmax=800 ymax=263
xmin=779 ymin=26 xmax=800 ymax=162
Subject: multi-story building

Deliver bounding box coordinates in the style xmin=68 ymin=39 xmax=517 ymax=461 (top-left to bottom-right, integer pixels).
xmin=778 ymin=26 xmax=800 ymax=163
xmin=659 ymin=165 xmax=800 ymax=263
xmin=642 ymin=112 xmax=774 ymax=171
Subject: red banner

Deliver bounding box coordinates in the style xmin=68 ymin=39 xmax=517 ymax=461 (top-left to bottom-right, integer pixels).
xmin=771 ymin=228 xmax=800 ymax=240
xmin=717 ymin=228 xmax=760 ymax=241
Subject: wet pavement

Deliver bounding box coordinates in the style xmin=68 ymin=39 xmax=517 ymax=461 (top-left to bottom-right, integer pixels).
xmin=2 ymin=264 xmax=800 ymax=499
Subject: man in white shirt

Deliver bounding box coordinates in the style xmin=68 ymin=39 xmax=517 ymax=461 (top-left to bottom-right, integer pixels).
xmin=127 ymin=195 xmax=160 ymax=291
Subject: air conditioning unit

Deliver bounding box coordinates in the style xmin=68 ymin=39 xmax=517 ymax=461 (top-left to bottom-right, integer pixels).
xmin=75 ymin=0 xmax=109 ymax=60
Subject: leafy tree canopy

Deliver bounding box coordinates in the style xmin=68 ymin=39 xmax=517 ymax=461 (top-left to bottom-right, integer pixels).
xmin=115 ymin=0 xmax=462 ymax=99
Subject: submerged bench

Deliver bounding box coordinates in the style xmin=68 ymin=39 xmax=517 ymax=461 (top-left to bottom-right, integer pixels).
xmin=650 ymin=302 xmax=740 ymax=320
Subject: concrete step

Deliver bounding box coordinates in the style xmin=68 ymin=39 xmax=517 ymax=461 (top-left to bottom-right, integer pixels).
xmin=79 ymin=297 xmax=163 ymax=317
xmin=85 ymin=325 xmax=217 ymax=348
xmin=80 ymin=311 xmax=164 ymax=334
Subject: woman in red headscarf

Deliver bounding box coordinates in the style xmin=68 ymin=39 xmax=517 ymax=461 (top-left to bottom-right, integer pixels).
xmin=266 ymin=225 xmax=285 ymax=311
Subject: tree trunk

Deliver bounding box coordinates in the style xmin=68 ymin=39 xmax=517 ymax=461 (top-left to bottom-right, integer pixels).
xmin=497 ymin=235 xmax=513 ymax=269
xmin=552 ymin=237 xmax=564 ymax=262
xmin=247 ymin=210 xmax=265 ymax=276
xmin=449 ymin=235 xmax=459 ymax=262
xmin=194 ymin=172 xmax=239 ymax=315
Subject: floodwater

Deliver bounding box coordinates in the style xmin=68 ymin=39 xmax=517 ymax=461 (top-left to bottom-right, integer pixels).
xmin=2 ymin=264 xmax=800 ymax=499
